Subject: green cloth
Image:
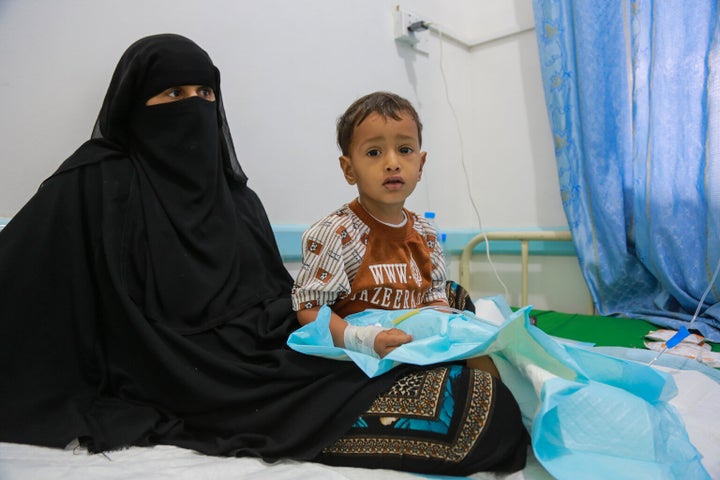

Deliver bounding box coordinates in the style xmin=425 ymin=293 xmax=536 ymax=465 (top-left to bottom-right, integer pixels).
xmin=529 ymin=309 xmax=720 ymax=352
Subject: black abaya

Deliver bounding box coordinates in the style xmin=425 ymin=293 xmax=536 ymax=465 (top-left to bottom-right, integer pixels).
xmin=0 ymin=34 xmax=527 ymax=474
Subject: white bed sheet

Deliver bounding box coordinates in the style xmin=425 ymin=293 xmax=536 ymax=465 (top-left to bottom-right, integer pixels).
xmin=1 ymin=362 xmax=717 ymax=480
xmin=0 ymin=442 xmax=552 ymax=480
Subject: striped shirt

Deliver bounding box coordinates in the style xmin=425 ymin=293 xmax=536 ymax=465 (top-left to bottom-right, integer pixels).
xmin=291 ymin=198 xmax=447 ymax=318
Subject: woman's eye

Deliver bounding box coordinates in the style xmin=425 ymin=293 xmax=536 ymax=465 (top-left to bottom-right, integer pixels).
xmin=199 ymin=87 xmax=213 ymax=97
xmin=367 ymin=149 xmax=381 ymax=157
xmin=167 ymin=88 xmax=182 ymax=98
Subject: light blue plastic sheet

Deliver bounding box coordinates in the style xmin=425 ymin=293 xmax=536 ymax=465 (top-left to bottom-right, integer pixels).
xmin=287 ymin=299 xmax=711 ymax=479
xmin=287 ymin=302 xmax=512 ymax=378
xmin=491 ymin=315 xmax=707 ymax=480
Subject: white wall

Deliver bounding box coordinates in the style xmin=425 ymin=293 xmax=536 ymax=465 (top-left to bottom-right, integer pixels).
xmin=0 ymin=0 xmax=590 ymax=312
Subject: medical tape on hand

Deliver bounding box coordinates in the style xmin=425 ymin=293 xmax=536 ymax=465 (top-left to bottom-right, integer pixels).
xmin=344 ymin=325 xmax=385 ymax=358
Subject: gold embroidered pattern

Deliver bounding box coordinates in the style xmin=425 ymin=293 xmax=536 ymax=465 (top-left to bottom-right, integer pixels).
xmin=365 ymin=368 xmax=446 ymax=418
xmin=323 ymin=368 xmax=493 ymax=462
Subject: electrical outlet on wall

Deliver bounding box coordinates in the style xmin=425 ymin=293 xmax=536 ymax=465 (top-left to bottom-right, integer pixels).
xmin=393 ymin=5 xmax=430 ymax=54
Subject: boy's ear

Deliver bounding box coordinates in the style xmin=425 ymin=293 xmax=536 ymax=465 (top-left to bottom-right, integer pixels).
xmin=418 ymin=151 xmax=427 ymax=181
xmin=339 ymin=156 xmax=356 ymax=185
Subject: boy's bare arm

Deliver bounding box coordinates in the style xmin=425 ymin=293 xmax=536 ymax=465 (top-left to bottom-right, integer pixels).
xmin=296 ymin=306 xmax=412 ymax=357
xmin=297 ymin=306 xmax=349 ymax=348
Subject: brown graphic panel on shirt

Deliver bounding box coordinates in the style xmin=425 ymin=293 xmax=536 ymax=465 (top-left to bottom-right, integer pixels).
xmin=307 ymin=238 xmax=323 ymax=256
xmin=300 ymin=299 xmax=319 ymax=310
xmin=336 ymin=225 xmax=352 ymax=245
xmin=332 ymin=226 xmax=433 ymax=318
xmin=426 ymin=233 xmax=438 ymax=252
xmin=315 ymin=268 xmax=333 ymax=284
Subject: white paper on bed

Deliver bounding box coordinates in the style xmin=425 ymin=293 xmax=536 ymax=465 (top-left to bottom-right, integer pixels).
xmin=287 ymin=298 xmax=717 ymax=480
xmin=0 ymin=441 xmax=553 ymax=480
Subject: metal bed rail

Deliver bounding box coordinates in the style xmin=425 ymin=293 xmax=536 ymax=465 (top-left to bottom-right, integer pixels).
xmin=458 ymin=230 xmax=594 ymax=314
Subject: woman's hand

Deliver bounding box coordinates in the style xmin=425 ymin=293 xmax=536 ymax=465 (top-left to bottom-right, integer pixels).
xmin=374 ymin=328 xmax=413 ymax=358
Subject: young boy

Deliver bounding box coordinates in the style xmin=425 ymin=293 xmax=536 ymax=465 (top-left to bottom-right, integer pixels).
xmin=291 ymin=91 xmax=450 ymax=359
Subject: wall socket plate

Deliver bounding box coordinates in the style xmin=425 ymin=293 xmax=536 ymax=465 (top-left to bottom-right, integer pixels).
xmin=393 ymin=5 xmax=429 ymax=54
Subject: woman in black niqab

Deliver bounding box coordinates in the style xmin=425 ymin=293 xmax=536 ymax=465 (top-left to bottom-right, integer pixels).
xmin=94 ymin=34 xmax=274 ymax=332
xmin=0 ymin=33 xmax=403 ymax=459
xmin=0 ymin=34 xmax=528 ymax=475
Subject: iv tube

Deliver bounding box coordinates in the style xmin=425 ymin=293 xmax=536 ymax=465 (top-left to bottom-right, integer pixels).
xmin=688 ymin=253 xmax=720 ymax=330
xmin=648 ymin=254 xmax=720 ymax=366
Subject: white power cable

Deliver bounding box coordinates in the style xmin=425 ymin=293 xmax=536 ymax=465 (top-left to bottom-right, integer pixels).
xmin=433 ymin=23 xmax=510 ymax=301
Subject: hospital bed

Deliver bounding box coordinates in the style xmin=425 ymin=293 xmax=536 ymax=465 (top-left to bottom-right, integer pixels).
xmin=460 ymin=229 xmax=720 ymax=351
xmin=1 ymin=230 xmax=719 ymax=480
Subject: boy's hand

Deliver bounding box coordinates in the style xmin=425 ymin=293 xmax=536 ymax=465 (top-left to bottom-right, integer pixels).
xmin=374 ymin=328 xmax=413 ymax=358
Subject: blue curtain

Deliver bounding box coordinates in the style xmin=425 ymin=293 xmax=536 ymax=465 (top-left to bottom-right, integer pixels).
xmin=532 ymin=0 xmax=720 ymax=341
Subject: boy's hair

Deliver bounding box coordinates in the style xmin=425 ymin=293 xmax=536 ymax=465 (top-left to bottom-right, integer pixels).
xmin=336 ymin=91 xmax=423 ymax=156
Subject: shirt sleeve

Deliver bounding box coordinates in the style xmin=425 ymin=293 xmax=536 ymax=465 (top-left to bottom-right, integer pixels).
xmin=291 ymin=219 xmax=351 ymax=311
xmin=417 ymin=216 xmax=449 ymax=305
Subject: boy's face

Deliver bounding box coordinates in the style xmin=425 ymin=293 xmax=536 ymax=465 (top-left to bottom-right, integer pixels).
xmin=339 ymin=112 xmax=426 ymax=223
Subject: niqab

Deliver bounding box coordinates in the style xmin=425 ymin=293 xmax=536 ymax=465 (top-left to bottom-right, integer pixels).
xmin=92 ymin=34 xmax=265 ymax=331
